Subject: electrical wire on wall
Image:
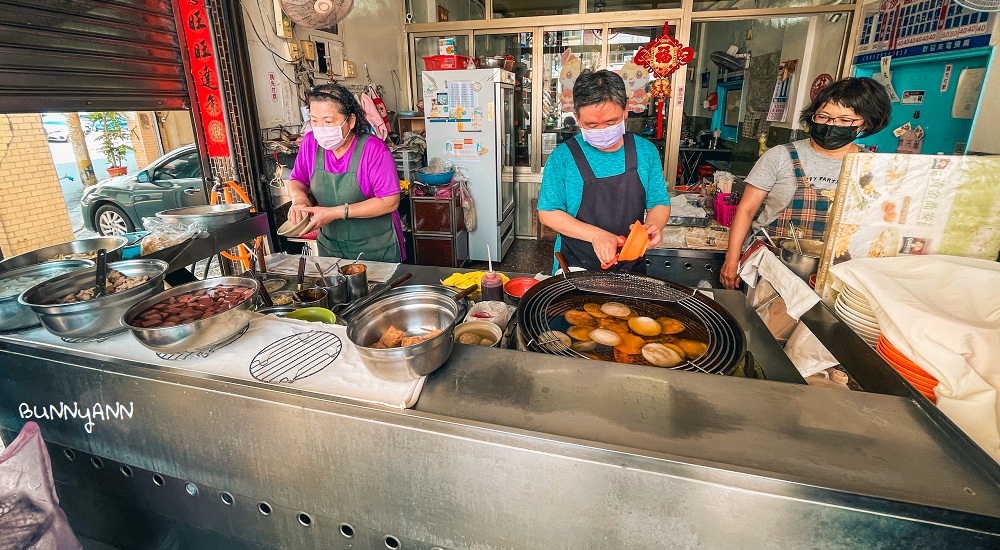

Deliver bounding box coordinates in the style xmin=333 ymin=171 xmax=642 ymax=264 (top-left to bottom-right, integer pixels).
xmin=241 ymin=0 xmax=309 ymax=102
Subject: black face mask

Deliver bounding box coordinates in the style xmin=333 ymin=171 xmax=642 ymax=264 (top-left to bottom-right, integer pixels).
xmin=809 ymin=123 xmax=860 ymax=150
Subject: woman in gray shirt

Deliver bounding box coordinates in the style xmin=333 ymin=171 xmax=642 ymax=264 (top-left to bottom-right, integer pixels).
xmin=720 ymin=78 xmax=891 ymax=289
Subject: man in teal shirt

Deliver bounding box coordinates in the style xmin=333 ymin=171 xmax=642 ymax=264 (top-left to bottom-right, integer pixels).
xmin=538 ymin=69 xmax=671 ymax=272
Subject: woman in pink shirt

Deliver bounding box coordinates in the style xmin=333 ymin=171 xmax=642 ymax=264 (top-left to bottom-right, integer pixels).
xmin=287 ymin=84 xmax=405 ymax=261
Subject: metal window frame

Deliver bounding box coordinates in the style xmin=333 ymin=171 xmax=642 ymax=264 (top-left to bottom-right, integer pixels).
xmin=405 ymin=1 xmax=862 ymax=181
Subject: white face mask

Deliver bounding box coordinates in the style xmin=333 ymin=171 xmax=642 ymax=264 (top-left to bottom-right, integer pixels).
xmin=313 ymin=120 xmax=349 ymax=150
xmin=580 ymin=118 xmax=626 ymax=149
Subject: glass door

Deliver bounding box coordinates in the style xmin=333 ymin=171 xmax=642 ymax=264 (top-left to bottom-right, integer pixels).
xmin=500 ymin=83 xmax=516 ymax=219
xmin=474 ymin=32 xmax=533 ymax=168
xmin=541 ymin=29 xmax=602 ymax=166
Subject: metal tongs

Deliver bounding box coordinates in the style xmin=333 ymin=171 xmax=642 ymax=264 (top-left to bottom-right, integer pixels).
xmin=296 ymin=245 xmax=309 ymax=291
xmin=94 ymin=249 xmax=108 ymax=298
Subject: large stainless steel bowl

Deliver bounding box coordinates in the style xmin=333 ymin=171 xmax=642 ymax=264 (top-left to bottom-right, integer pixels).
xmin=346 ymin=288 xmax=460 ymax=382
xmin=340 ymin=284 xmax=471 ymax=323
xmin=0 ymin=236 xmax=127 ymax=272
xmin=19 ymin=259 xmax=169 ymax=338
xmin=156 ymin=204 xmax=252 ymax=233
xmin=0 ymin=260 xmax=93 ymax=331
xmin=122 ymin=276 xmax=259 ymax=353
xmin=778 ymin=239 xmax=823 ymax=282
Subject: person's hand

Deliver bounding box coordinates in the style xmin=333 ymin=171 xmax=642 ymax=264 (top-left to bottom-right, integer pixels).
xmin=720 ymin=257 xmax=741 ymax=290
xmin=288 ymin=201 xmax=311 ymax=225
xmin=645 ymin=223 xmax=662 ymax=249
xmin=298 ymin=205 xmax=342 ymax=236
xmin=591 ymin=230 xmax=621 ymax=267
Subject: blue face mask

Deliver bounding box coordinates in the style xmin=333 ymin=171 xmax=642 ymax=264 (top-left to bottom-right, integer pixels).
xmin=580 ymin=118 xmax=625 ymax=149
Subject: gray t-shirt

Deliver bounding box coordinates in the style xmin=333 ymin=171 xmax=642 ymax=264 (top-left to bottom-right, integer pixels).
xmin=744 ymin=139 xmax=846 ymax=226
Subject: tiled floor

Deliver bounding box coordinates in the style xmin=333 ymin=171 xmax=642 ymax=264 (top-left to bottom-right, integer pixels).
xmin=466 ymin=238 xmax=556 ymax=276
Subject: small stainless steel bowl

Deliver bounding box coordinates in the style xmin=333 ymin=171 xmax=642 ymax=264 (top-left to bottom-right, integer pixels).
xmin=122 ymin=276 xmax=259 ymax=353
xmin=0 ymin=236 xmax=127 ymax=272
xmin=0 ymin=260 xmax=94 ymax=331
xmin=155 ymin=204 xmax=252 ymax=233
xmin=19 ymin=259 xmax=169 ymax=338
xmin=346 ymin=289 xmax=460 ymax=382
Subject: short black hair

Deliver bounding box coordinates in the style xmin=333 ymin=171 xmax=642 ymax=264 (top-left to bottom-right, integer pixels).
xmin=306 ymin=83 xmax=370 ymax=135
xmin=799 ymin=77 xmax=892 ymax=138
xmin=573 ymin=69 xmax=628 ymax=113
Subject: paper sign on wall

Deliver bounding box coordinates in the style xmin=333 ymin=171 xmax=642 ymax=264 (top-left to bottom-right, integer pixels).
xmin=445 ymin=138 xmax=482 ymax=162
xmin=952 ymin=68 xmax=985 ymax=119
xmin=901 ymin=90 xmax=924 ymax=105
xmin=941 ymin=64 xmax=953 ymax=92
xmin=766 ymin=72 xmax=793 ymax=122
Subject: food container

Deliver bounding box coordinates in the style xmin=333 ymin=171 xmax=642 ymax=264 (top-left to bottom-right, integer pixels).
xmin=503 ymin=277 xmax=539 ymax=305
xmin=285 ymin=307 xmax=336 ymax=324
xmin=122 ymin=276 xmax=259 ymax=353
xmin=340 ymin=263 xmax=368 ymax=302
xmin=778 ymin=239 xmax=824 ymax=282
xmin=293 ymin=287 xmax=327 ymax=308
xmin=320 ymin=274 xmax=349 ymax=308
xmin=346 ymin=289 xmax=461 ymax=382
xmin=454 ymin=320 xmax=503 ymax=348
xmin=0 ymin=260 xmax=94 ymax=331
xmin=256 ymin=305 xmax=298 ymax=317
xmin=19 ymin=259 xmax=169 ymax=338
xmin=155 ymin=204 xmax=252 ymax=233
xmin=0 ymin=236 xmax=127 ymax=272
xmin=416 ymin=168 xmax=454 ymax=185
xmin=478 ymin=56 xmax=514 ymax=71
xmin=422 ymin=55 xmax=473 ymax=71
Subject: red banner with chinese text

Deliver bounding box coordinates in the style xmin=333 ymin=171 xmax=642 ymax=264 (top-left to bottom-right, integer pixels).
xmin=178 ymin=0 xmax=230 ymax=157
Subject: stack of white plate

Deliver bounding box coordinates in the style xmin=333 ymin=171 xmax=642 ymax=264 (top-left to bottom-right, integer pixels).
xmin=834 ymin=285 xmax=880 ymax=347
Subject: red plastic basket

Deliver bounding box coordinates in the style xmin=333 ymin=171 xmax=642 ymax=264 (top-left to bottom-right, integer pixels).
xmin=713 ymin=193 xmax=739 ymax=227
xmin=423 ymin=55 xmax=473 ymax=70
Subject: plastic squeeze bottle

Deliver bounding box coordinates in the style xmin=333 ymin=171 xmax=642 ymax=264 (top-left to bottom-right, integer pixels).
xmin=480 ymin=245 xmax=503 ymax=302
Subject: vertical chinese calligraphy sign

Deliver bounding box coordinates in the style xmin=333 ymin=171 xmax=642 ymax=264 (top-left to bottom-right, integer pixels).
xmin=177 ymin=0 xmax=230 ymax=157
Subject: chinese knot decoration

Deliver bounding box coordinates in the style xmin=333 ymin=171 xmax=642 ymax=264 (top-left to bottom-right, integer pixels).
xmin=634 ymin=23 xmax=693 ymax=138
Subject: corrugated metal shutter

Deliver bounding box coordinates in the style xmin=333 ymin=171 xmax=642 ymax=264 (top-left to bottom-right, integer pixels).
xmin=0 ymin=0 xmax=188 ymax=113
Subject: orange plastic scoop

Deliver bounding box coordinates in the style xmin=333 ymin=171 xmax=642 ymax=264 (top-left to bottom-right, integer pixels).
xmin=617 ymin=221 xmax=649 ymax=261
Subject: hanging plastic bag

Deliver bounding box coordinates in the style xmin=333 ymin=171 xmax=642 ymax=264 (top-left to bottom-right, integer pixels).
xmin=454 ymin=171 xmax=476 ymax=232
xmin=361 ymin=92 xmax=389 ymax=140
xmin=0 ymin=422 xmax=82 ymax=550
xmin=140 ymin=217 xmax=208 ymax=255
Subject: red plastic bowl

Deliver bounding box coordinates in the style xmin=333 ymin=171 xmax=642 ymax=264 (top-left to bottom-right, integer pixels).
xmin=503 ymin=277 xmax=538 ymax=303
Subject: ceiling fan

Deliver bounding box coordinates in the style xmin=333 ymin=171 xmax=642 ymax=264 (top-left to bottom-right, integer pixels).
xmin=279 ymin=0 xmax=354 ymax=29
xmin=954 ymin=0 xmax=1000 ymax=11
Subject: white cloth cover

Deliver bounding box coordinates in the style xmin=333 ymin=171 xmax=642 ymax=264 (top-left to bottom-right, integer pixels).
xmin=829 ymin=255 xmax=1000 ymax=461
xmin=7 ymin=316 xmax=425 ymax=409
xmin=739 ymin=245 xmax=821 ymax=320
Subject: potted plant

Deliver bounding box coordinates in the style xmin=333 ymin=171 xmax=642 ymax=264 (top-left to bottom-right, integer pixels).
xmin=86 ymin=112 xmax=131 ymax=176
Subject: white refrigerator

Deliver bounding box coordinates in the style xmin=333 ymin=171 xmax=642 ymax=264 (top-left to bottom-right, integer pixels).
xmin=422 ymin=68 xmax=516 ymax=261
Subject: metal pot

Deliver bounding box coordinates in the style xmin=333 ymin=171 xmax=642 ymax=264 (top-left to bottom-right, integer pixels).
xmin=0 ymin=236 xmax=127 ymax=272
xmin=156 ymin=204 xmax=252 ymax=233
xmin=778 ymin=239 xmax=823 ymax=282
xmin=345 ymin=288 xmax=461 ymax=382
xmin=122 ymin=276 xmax=259 ymax=353
xmin=319 ymin=274 xmax=349 ymax=308
xmin=0 ymin=260 xmax=94 ymax=331
xmin=19 ymin=259 xmax=169 ymax=338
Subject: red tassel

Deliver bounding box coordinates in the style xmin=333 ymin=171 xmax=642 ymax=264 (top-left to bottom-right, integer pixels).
xmin=656 ymin=98 xmax=665 ymax=139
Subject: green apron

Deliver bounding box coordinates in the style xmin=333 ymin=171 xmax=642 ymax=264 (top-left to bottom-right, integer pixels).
xmin=310 ymin=134 xmax=401 ymax=262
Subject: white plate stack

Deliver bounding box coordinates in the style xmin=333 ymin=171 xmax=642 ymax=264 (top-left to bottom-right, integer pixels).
xmin=834 ymin=285 xmax=880 ymax=347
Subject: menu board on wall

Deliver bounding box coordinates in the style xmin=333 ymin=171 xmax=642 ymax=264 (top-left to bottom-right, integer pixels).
xmin=816 ymin=152 xmax=1000 ymax=299
xmin=854 ymin=0 xmax=995 ymax=64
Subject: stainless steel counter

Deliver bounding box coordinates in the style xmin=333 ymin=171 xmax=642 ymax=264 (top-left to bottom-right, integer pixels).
xmin=1 ymin=264 xmax=998 ymax=549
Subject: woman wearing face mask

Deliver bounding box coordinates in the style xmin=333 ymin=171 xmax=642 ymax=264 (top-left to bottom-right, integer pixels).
xmin=538 ymin=69 xmax=671 ymax=273
xmin=719 ymin=77 xmax=891 ymax=289
xmin=285 ymin=84 xmax=405 ymax=262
